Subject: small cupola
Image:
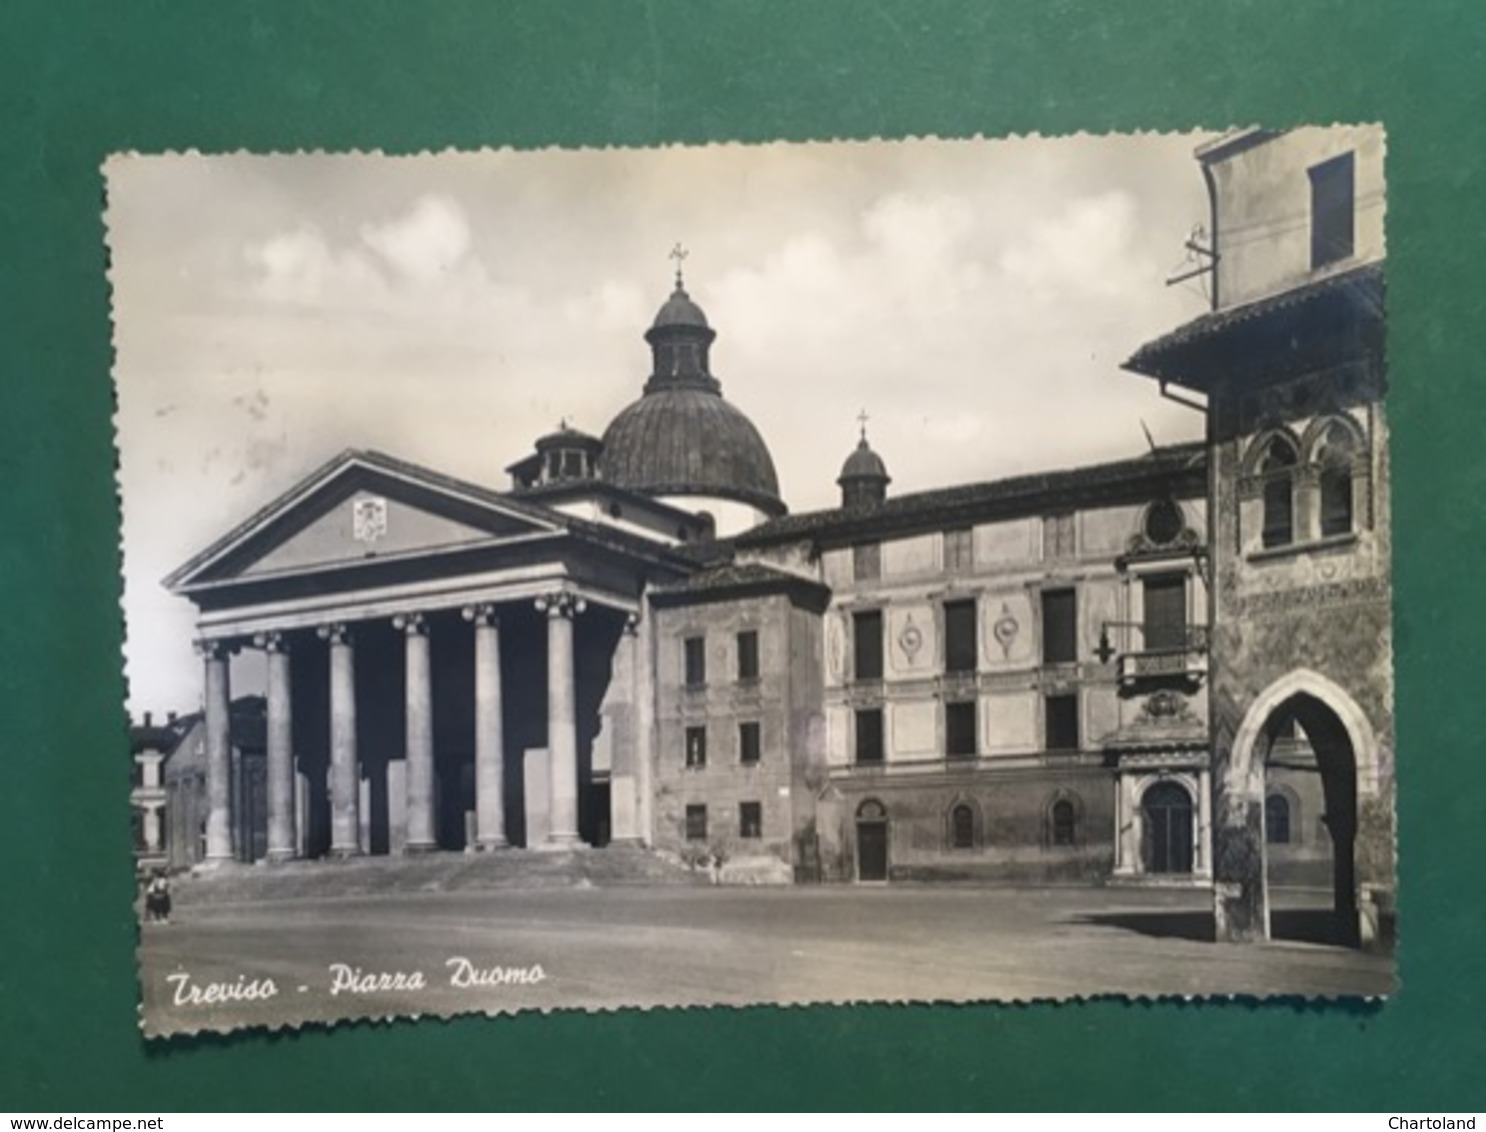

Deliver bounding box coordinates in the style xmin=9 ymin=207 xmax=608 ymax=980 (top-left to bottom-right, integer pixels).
xmin=837 ymin=414 xmax=890 ymax=510
xmin=507 ymin=420 xmax=604 ymax=490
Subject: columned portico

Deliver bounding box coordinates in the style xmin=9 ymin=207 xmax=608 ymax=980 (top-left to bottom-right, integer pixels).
xmin=395 ymin=612 xmax=437 ymax=852
xmin=538 ymin=590 xmax=584 ymax=846
xmin=257 ymin=630 xmax=297 ymax=862
xmin=319 ymin=622 xmax=361 ymax=858
xmin=198 ymin=639 xmax=234 ymax=864
xmin=464 ymin=603 xmax=508 ymax=849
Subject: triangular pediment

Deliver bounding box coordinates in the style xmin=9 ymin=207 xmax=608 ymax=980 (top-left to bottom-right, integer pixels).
xmin=167 ymin=450 xmax=565 ymax=591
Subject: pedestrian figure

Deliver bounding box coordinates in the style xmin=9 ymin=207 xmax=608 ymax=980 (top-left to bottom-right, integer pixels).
xmin=144 ymin=870 xmax=171 ymax=924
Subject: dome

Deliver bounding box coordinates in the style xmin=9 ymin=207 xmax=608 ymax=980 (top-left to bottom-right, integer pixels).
xmin=838 ymin=437 xmax=889 ymax=483
xmin=650 ymin=285 xmax=710 ymax=331
xmin=597 ymin=270 xmax=785 ymax=518
xmin=600 ymin=388 xmax=784 ymax=515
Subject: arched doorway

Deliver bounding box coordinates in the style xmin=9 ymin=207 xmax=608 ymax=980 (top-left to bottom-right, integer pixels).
xmin=1226 ymin=669 xmax=1379 ymax=947
xmin=856 ymin=798 xmax=889 ymax=882
xmin=1262 ymin=695 xmax=1359 ymax=946
xmin=1141 ymin=781 xmax=1194 ymax=874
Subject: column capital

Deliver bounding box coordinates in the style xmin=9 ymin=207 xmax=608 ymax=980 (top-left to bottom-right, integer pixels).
xmin=317 ymin=622 xmax=353 ymax=645
xmin=252 ymin=630 xmax=290 ymax=653
xmin=462 ymin=602 xmax=500 ymax=628
xmin=535 ymin=590 xmax=586 ymax=619
xmin=392 ymin=612 xmax=428 ymax=637
xmin=194 ymin=638 xmax=230 ymax=660
xmin=623 ymin=611 xmax=642 ymax=636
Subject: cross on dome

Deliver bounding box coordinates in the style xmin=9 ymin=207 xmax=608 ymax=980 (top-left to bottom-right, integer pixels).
xmin=669 ymin=242 xmax=688 ymax=289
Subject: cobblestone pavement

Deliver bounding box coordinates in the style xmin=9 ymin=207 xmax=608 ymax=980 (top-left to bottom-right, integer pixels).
xmin=138 ymin=884 xmax=1394 ymax=1037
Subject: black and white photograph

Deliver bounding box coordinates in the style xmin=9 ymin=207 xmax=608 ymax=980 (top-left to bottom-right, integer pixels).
xmin=110 ymin=127 xmax=1395 ymax=1039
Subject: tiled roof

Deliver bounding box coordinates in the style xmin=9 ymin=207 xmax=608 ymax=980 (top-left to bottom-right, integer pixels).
xmin=1123 ymin=262 xmax=1384 ymax=387
xmin=649 ymin=561 xmax=829 ymax=610
xmin=734 ymin=443 xmax=1207 ymax=550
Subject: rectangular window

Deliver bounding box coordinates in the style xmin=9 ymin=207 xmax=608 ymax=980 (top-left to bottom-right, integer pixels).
xmin=853 ymin=542 xmax=881 ymax=582
xmin=944 ymin=527 xmax=974 ymax=572
xmin=853 ymin=609 xmax=884 ymax=681
xmin=855 ymin=708 xmax=885 ymax=765
xmin=1142 ymin=574 xmax=1188 ymax=651
xmin=1041 ymin=588 xmax=1078 ymax=665
xmin=683 ymin=636 xmax=706 ymax=687
xmin=944 ymin=599 xmax=978 ymax=673
xmin=736 ymin=630 xmax=759 ymax=682
xmin=685 ymin=804 xmax=707 ymax=841
xmin=684 ymin=725 xmax=707 ymax=769
xmin=1044 ymin=512 xmax=1076 ymax=559
xmin=945 ymin=701 xmax=977 ymax=759
xmin=739 ymin=801 xmax=762 ymax=839
xmin=1310 ymin=152 xmax=1356 ymax=269
xmin=739 ymin=721 xmax=761 ymax=765
xmin=1045 ymin=693 xmax=1079 ymax=752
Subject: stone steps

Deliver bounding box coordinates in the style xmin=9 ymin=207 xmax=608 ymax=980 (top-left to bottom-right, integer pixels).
xmin=173 ymin=844 xmax=708 ymax=906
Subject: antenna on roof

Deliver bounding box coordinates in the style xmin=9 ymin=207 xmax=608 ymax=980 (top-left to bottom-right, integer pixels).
xmin=1166 ymin=223 xmax=1217 ymax=289
xmin=1140 ymin=419 xmax=1158 ymax=453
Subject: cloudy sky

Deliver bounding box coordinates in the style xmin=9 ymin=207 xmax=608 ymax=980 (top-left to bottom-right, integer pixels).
xmin=108 ymin=133 xmax=1215 ymax=715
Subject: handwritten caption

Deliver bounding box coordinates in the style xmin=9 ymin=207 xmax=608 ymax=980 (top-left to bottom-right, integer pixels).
xmin=165 ymin=957 xmax=547 ymax=1006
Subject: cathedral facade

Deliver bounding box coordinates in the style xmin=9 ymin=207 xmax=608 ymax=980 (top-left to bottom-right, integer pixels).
xmin=159 ymin=268 xmax=1212 ymax=890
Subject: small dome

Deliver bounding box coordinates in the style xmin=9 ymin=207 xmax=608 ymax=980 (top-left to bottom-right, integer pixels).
xmin=837 ymin=434 xmax=890 ymax=510
xmin=838 ymin=437 xmax=889 ymax=484
xmin=650 ymin=285 xmax=710 ymax=331
xmin=600 ymin=389 xmax=784 ymax=515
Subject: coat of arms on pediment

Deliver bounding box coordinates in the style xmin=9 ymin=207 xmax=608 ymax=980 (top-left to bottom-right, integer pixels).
xmin=352 ymin=496 xmax=388 ymax=544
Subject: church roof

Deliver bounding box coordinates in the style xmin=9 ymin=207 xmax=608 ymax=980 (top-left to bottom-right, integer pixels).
xmin=736 ymin=443 xmax=1207 ymax=550
xmin=165 ymin=447 xmax=699 ymax=595
xmin=648 ymin=561 xmax=830 ymax=612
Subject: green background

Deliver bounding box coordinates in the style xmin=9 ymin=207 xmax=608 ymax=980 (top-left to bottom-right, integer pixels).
xmin=2 ymin=0 xmax=1481 ymax=1111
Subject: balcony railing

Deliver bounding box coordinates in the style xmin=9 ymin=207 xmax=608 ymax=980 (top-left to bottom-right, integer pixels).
xmin=1098 ymin=623 xmax=1210 ymax=688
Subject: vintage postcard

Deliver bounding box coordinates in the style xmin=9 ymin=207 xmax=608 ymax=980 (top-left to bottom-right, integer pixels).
xmin=111 ymin=128 xmax=1394 ymax=1038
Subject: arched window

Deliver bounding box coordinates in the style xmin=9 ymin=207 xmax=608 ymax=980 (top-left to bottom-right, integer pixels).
xmin=1314 ymin=423 xmax=1358 ymax=538
xmin=950 ymin=803 xmax=975 ymax=850
xmin=1260 ymin=436 xmax=1298 ymax=549
xmin=1266 ymin=792 xmax=1292 ymax=845
xmin=1051 ymin=799 xmax=1077 ymax=847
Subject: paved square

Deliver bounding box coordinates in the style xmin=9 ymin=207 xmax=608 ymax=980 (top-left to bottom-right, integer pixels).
xmin=139 ymin=884 xmax=1392 ymax=1036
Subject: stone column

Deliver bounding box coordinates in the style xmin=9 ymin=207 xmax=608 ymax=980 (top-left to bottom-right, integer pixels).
xmin=463 ymin=603 xmax=507 ymax=849
xmin=318 ymin=622 xmax=360 ymax=858
xmin=395 ymin=613 xmax=437 ymax=852
xmin=609 ymin=612 xmax=643 ymax=844
xmin=538 ymin=591 xmax=584 ymax=846
xmin=197 ymin=639 xmax=234 ymax=864
xmin=256 ymin=631 xmax=296 ymax=863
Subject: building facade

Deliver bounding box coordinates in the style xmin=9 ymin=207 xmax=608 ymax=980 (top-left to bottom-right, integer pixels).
xmin=1125 ymin=125 xmax=1393 ymax=945
xmin=156 ymin=128 xmax=1392 ymax=948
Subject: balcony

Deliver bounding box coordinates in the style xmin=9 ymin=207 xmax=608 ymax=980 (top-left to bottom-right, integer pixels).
xmin=1097 ymin=622 xmax=1210 ymax=689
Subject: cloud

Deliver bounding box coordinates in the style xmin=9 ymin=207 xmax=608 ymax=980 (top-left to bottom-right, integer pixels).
xmin=244 ymin=224 xmax=388 ymax=307
xmin=360 ymin=194 xmax=473 ymax=283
